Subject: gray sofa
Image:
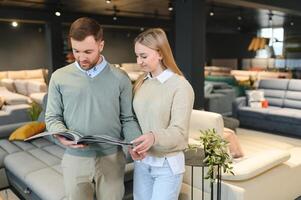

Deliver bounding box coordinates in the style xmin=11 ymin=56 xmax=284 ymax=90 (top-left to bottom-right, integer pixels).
xmin=204 ymin=82 xmax=236 ymax=115
xmin=0 ymin=95 xmax=134 ymax=200
xmin=233 ymin=79 xmax=301 ymax=137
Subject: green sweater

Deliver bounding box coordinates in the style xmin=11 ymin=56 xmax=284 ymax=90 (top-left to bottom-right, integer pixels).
xmin=45 ymin=63 xmax=141 ymax=157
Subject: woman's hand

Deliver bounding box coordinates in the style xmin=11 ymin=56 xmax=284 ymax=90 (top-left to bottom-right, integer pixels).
xmin=54 ymin=135 xmax=86 ymax=148
xmin=128 ymin=148 xmax=147 ymax=160
xmin=132 ymin=132 xmax=155 ymax=154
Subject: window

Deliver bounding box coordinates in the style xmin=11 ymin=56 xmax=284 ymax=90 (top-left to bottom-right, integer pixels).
xmin=256 ymin=28 xmax=284 ymax=58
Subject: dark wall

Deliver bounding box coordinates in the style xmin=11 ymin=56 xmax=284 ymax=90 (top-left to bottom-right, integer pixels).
xmin=0 ymin=22 xmax=50 ymax=70
xmin=62 ymin=25 xmax=139 ymax=65
xmin=102 ymin=28 xmax=139 ymax=64
xmin=206 ymin=32 xmax=256 ymax=66
xmin=284 ymin=19 xmax=301 ymax=59
xmin=0 ymin=22 xmax=139 ymax=72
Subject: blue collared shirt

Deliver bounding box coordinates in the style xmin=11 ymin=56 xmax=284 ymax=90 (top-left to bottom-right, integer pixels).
xmin=75 ymin=55 xmax=107 ymax=78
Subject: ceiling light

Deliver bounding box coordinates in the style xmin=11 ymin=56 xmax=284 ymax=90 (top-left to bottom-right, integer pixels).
xmin=55 ymin=11 xmax=61 ymax=16
xmin=268 ymin=13 xmax=273 ymax=24
xmin=237 ymin=16 xmax=242 ymax=20
xmin=112 ymin=5 xmax=118 ymax=21
xmin=237 ymin=26 xmax=241 ymax=31
xmin=168 ymin=2 xmax=173 ymax=11
xmin=290 ymin=21 xmax=294 ymax=26
xmin=106 ymin=0 xmax=111 ymax=3
xmin=11 ymin=21 xmax=18 ymax=27
xmin=140 ymin=27 xmax=144 ymax=32
xmin=209 ymin=6 xmax=214 ymax=16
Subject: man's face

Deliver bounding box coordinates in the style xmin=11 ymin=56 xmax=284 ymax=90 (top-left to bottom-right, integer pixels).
xmin=71 ymin=35 xmax=104 ymax=70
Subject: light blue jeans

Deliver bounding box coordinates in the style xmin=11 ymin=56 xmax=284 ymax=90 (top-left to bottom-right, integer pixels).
xmin=133 ymin=159 xmax=183 ymax=200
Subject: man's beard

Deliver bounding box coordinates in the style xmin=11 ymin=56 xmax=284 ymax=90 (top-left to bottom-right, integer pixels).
xmin=79 ymin=55 xmax=101 ymax=70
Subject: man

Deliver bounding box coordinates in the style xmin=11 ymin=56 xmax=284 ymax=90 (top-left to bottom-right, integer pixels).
xmin=45 ymin=17 xmax=141 ymax=200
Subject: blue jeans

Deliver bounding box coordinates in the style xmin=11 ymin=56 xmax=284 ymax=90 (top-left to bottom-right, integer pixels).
xmin=133 ymin=159 xmax=183 ymax=200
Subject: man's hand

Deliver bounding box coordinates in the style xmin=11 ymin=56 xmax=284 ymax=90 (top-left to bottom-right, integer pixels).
xmin=54 ymin=135 xmax=86 ymax=148
xmin=131 ymin=132 xmax=155 ymax=154
xmin=128 ymin=148 xmax=147 ymax=160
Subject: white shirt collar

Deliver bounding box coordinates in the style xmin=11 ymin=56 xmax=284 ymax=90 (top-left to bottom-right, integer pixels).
xmin=145 ymin=69 xmax=174 ymax=83
xmin=75 ymin=55 xmax=107 ymax=78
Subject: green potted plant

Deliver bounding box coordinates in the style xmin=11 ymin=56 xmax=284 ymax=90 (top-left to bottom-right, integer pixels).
xmin=188 ymin=129 xmax=234 ymax=182
xmin=28 ymin=102 xmax=43 ymax=121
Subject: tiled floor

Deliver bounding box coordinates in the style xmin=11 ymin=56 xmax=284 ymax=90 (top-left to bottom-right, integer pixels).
xmin=0 ymin=189 xmax=19 ymax=200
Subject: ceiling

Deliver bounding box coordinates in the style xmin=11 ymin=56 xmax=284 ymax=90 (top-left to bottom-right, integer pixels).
xmin=0 ymin=0 xmax=301 ymax=31
xmin=0 ymin=0 xmax=172 ymax=19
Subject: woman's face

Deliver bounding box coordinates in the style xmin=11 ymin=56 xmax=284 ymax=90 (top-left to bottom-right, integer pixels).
xmin=135 ymin=42 xmax=164 ymax=76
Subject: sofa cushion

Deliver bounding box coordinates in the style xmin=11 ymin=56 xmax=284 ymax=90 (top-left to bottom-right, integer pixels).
xmin=0 ymin=148 xmax=8 ymax=168
xmin=25 ymin=167 xmax=65 ymax=200
xmin=287 ymin=79 xmax=301 ymax=91
xmin=14 ymin=79 xmax=28 ymax=96
xmin=267 ymin=108 xmax=301 ymax=124
xmin=0 ymin=71 xmax=8 ymax=79
xmin=25 ymin=69 xmax=44 ymax=80
xmin=0 ymin=78 xmax=16 ymax=92
xmin=7 ymin=70 xmax=27 ymax=79
xmin=284 ymin=91 xmax=301 ymax=109
xmin=27 ymin=81 xmax=47 ymax=95
xmin=261 ymin=89 xmax=286 ymax=107
xmin=30 ymin=92 xmax=46 ymax=105
xmin=259 ymin=79 xmax=289 ymax=90
xmin=0 ymin=96 xmax=4 ymax=109
xmin=222 ymin=149 xmax=290 ymax=181
xmin=4 ymin=151 xmax=47 ymax=182
xmin=238 ymin=106 xmax=279 ymax=119
xmin=258 ymin=79 xmax=289 ymax=107
xmin=283 ymin=80 xmax=301 ymax=109
xmin=0 ymin=87 xmax=30 ymax=105
xmin=28 ymin=148 xmax=61 ymax=166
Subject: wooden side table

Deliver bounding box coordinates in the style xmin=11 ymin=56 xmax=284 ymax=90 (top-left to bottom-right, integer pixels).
xmin=184 ymin=148 xmax=222 ymax=200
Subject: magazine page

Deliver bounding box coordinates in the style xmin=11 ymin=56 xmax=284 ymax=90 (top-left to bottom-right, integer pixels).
xmin=80 ymin=135 xmax=133 ymax=146
xmin=24 ymin=130 xmax=81 ymax=142
xmin=24 ymin=131 xmax=61 ymax=141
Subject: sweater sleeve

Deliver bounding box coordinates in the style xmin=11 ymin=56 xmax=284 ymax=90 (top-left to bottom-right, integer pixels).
xmin=153 ymin=81 xmax=194 ymax=152
xmin=119 ymin=76 xmax=142 ymax=142
xmin=45 ymin=75 xmax=68 ymax=133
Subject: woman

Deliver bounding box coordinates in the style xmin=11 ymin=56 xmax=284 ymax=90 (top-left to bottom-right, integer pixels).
xmin=129 ymin=28 xmax=194 ymax=200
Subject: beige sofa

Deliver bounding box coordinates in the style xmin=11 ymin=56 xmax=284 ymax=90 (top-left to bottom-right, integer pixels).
xmin=180 ymin=110 xmax=301 ymax=200
xmin=119 ymin=63 xmax=144 ymax=82
xmin=0 ymin=69 xmax=48 ymax=104
xmin=230 ymin=70 xmax=292 ymax=83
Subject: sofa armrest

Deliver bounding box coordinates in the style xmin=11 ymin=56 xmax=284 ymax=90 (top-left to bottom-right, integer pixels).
xmin=222 ymin=149 xmax=290 ymax=181
xmin=232 ymin=96 xmax=247 ymax=118
xmin=0 ymin=122 xmax=27 ymax=139
xmin=189 ymin=110 xmax=224 ymax=140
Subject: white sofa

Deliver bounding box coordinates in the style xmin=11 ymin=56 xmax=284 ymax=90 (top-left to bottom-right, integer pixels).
xmin=119 ymin=63 xmax=144 ymax=82
xmin=180 ymin=110 xmax=301 ymax=200
xmin=0 ymin=69 xmax=48 ymax=104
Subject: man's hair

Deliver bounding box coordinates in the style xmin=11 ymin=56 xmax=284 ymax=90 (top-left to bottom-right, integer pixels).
xmin=69 ymin=17 xmax=103 ymax=41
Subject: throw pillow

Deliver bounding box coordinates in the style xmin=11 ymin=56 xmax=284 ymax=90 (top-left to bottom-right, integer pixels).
xmin=246 ymin=90 xmax=264 ymax=107
xmin=223 ymin=128 xmax=244 ymax=159
xmin=9 ymin=121 xmax=46 ymax=141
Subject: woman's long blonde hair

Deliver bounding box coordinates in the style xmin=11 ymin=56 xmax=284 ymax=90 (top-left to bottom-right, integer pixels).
xmin=133 ymin=28 xmax=183 ymax=93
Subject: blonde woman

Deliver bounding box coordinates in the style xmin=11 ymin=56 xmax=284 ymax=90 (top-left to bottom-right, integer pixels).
xmin=129 ymin=28 xmax=194 ymax=200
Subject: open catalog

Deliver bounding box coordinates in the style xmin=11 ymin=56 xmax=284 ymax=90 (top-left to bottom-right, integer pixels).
xmin=24 ymin=130 xmax=133 ymax=146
